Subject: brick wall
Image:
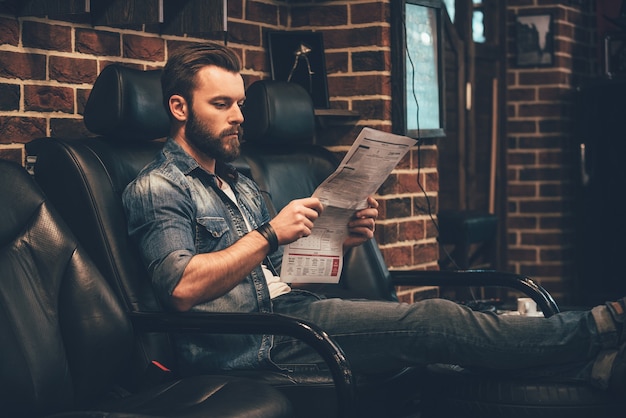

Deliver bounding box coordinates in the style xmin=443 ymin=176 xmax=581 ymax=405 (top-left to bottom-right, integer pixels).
xmin=0 ymin=0 xmax=439 ymax=301
xmin=506 ymin=1 xmax=595 ymax=301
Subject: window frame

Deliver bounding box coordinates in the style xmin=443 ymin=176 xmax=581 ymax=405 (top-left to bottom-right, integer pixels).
xmin=391 ymin=0 xmax=446 ymax=139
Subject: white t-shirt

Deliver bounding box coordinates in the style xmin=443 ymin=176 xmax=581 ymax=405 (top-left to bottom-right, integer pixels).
xmin=219 ymin=178 xmax=291 ymax=299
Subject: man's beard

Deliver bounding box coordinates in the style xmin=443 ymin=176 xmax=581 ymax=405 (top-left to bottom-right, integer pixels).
xmin=185 ymin=107 xmax=242 ymax=162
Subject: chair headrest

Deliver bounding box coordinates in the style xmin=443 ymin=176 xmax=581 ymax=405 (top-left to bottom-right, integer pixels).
xmin=84 ymin=64 xmax=170 ymax=141
xmin=243 ymin=80 xmax=316 ymax=145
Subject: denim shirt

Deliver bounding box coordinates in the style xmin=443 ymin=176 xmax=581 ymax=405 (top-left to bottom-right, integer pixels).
xmin=123 ymin=138 xmax=283 ymax=372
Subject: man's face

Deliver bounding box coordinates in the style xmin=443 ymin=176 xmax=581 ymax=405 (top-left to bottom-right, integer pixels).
xmin=184 ymin=66 xmax=245 ymax=162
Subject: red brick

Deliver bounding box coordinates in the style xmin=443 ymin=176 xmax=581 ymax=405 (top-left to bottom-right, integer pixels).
xmin=507 ymin=213 xmax=539 ymax=232
xmin=324 ymin=26 xmax=387 ymax=49
xmin=24 ymin=85 xmax=74 ymax=113
xmin=377 ymin=198 xmax=387 ymax=219
xmin=50 ymin=118 xmax=93 ymax=139
xmin=539 ymin=185 xmax=570 ymax=201
xmin=508 ymin=87 xmax=536 ymax=101
xmin=243 ymin=49 xmax=268 ymax=73
xmin=22 ymin=21 xmax=71 ymax=52
xmin=396 ymin=293 xmax=413 ymax=304
xmin=0 ymin=147 xmax=23 ymax=165
xmin=414 ymin=195 xmax=437 ymax=216
xmin=396 ymin=151 xmax=411 ymax=170
xmin=386 ymin=197 xmax=412 ymax=218
xmin=278 ymin=4 xmax=289 ymax=27
xmin=519 ymin=70 xmax=570 ymax=86
xmin=77 ymin=88 xmax=91 ymax=115
xmin=351 ymin=2 xmax=388 ymax=24
xmin=324 ymin=51 xmax=349 ymax=74
xmin=75 ymin=28 xmax=121 ymax=56
xmin=537 ymin=86 xmax=565 ymax=101
xmin=508 ymin=184 xmax=537 ymax=198
xmin=0 ymin=16 xmax=19 ymax=46
xmin=518 ymin=199 xmax=567 ymax=216
xmin=378 ymin=174 xmax=398 ymax=195
xmin=507 ymin=120 xmax=537 ymax=134
xmin=374 ymin=222 xmax=398 ymax=244
xmin=0 ymin=116 xmax=46 ymax=144
xmin=423 ymin=171 xmax=439 ymax=192
xmin=123 ymin=34 xmax=165 ymax=62
xmin=352 ymin=50 xmax=389 ymax=72
xmin=425 ymin=219 xmax=438 ymax=238
xmin=49 ymin=56 xmax=98 ymax=84
xmin=228 ymin=0 xmax=244 ymax=19
xmin=327 ymin=74 xmax=388 ymax=96
xmin=246 ymin=1 xmax=279 ymax=26
xmin=539 ymin=214 xmax=571 ymax=229
xmin=0 ymin=51 xmax=46 ymax=80
xmin=352 ymin=98 xmax=387 ymax=120
xmin=413 ymin=242 xmax=438 ymax=265
xmin=291 ymin=5 xmax=348 ymax=27
xmin=397 ymin=220 xmax=425 ymax=241
xmin=518 ymin=166 xmax=563 ymax=182
xmin=518 ymin=103 xmax=564 ymax=118
xmin=397 ymin=172 xmax=422 ymax=194
xmin=508 ymin=248 xmax=537 ymax=262
xmin=227 ymin=21 xmax=262 ymax=46
xmin=382 ymin=245 xmax=412 ymax=267
xmin=0 ymin=84 xmax=20 ymax=111
xmin=416 ymin=147 xmax=438 ymax=169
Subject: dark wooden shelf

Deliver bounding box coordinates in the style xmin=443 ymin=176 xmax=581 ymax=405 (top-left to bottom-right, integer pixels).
xmin=314 ymin=109 xmax=360 ymax=127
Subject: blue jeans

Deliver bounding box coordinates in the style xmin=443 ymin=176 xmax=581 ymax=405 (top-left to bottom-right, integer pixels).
xmin=271 ymin=291 xmax=614 ymax=387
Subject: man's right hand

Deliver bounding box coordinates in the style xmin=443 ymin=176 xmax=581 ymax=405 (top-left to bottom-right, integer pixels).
xmin=270 ymin=198 xmax=324 ymax=245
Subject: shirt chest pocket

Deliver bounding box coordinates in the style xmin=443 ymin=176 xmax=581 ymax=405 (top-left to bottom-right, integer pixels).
xmin=195 ymin=216 xmax=231 ymax=253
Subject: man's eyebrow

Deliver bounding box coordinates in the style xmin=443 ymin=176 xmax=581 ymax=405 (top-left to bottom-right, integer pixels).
xmin=210 ymin=95 xmax=245 ymax=102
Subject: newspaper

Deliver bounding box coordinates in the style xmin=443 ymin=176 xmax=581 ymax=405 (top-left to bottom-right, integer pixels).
xmin=280 ymin=127 xmax=417 ymax=283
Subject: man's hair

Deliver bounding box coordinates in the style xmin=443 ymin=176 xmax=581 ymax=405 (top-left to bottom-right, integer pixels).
xmin=161 ymin=42 xmax=242 ymax=119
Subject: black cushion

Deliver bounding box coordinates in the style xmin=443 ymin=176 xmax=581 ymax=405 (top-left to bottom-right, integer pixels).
xmin=0 ymin=159 xmax=293 ymax=418
xmin=84 ymin=64 xmax=170 ymax=141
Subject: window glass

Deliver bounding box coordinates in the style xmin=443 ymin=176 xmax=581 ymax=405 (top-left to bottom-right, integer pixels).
xmin=442 ymin=0 xmax=455 ymax=22
xmin=405 ymin=3 xmax=440 ymax=132
xmin=473 ymin=9 xmax=485 ymax=43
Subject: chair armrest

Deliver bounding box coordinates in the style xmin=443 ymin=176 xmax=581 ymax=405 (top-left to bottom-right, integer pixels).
xmin=389 ymin=269 xmax=560 ymax=317
xmin=129 ymin=310 xmax=357 ymax=418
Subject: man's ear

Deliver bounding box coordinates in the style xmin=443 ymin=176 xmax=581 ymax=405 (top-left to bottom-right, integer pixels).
xmin=169 ymin=95 xmax=188 ymax=122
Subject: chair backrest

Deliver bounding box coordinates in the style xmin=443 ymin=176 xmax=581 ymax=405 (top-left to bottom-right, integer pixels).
xmin=0 ymin=159 xmax=134 ymax=417
xmin=242 ymin=80 xmax=398 ymax=301
xmin=27 ymin=65 xmax=167 ymax=314
xmin=26 ymin=64 xmax=174 ymax=385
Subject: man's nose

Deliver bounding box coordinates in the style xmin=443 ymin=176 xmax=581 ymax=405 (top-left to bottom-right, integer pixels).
xmin=230 ymin=104 xmax=244 ymax=124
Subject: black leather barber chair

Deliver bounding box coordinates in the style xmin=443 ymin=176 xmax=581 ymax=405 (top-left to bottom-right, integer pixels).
xmin=25 ymin=64 xmax=409 ymax=418
xmin=25 ymin=65 xmax=623 ymax=418
xmin=0 ymin=159 xmax=293 ymax=418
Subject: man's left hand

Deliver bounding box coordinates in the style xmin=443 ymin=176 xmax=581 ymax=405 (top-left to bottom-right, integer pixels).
xmin=344 ymin=196 xmax=379 ymax=250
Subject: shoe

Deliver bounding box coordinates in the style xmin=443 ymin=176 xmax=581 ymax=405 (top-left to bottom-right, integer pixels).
xmin=609 ymin=343 xmax=626 ymax=396
xmin=606 ymin=297 xmax=626 ymax=344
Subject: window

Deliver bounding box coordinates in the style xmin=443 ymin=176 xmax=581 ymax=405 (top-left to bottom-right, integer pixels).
xmin=391 ymin=0 xmax=445 ymax=139
xmin=472 ymin=1 xmax=486 ymax=43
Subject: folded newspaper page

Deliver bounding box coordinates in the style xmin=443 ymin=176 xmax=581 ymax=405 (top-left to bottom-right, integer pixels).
xmin=280 ymin=127 xmax=417 ymax=283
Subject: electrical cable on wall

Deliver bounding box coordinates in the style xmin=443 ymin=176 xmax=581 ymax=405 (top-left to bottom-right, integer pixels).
xmin=403 ymin=15 xmax=461 ymax=272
